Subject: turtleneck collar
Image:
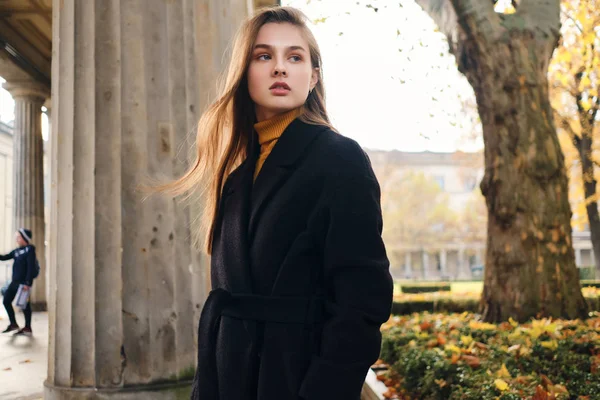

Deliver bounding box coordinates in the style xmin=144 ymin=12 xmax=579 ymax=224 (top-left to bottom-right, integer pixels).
xmin=254 ymin=107 xmax=303 ymax=146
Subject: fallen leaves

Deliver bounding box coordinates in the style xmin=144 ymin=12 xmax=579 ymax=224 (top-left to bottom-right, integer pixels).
xmin=494 ymin=378 xmax=509 ymax=391
xmin=379 ymin=311 xmax=600 ymax=399
xmin=461 ymin=354 xmax=481 ymax=368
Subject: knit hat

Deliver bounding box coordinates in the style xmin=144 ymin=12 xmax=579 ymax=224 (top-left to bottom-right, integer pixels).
xmin=18 ymin=228 xmax=32 ymax=244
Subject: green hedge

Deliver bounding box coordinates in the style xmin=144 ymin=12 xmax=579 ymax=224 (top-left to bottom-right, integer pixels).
xmin=579 ymin=266 xmax=596 ymax=280
xmin=581 ymin=280 xmax=600 ymax=288
xmin=392 ymin=295 xmax=599 ymax=315
xmin=400 ymin=283 xmax=452 ymax=294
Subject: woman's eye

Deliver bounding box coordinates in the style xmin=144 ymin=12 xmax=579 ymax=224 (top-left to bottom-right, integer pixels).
xmin=290 ymin=55 xmax=301 ymax=62
xmin=257 ymin=54 xmax=271 ymax=61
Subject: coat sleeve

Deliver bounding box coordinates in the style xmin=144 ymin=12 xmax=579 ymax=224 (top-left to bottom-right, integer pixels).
xmin=24 ymin=246 xmax=36 ymax=286
xmin=299 ymin=141 xmax=393 ymax=400
xmin=0 ymin=250 xmax=15 ymax=261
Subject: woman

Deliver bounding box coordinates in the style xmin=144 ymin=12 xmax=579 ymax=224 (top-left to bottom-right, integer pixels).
xmin=161 ymin=6 xmax=393 ymax=400
xmin=0 ymin=228 xmax=36 ymax=336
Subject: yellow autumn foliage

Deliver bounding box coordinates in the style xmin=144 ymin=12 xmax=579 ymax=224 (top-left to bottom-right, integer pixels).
xmin=494 ymin=379 xmax=509 ymax=391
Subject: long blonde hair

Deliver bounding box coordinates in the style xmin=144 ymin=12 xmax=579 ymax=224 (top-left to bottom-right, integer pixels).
xmin=158 ymin=6 xmax=333 ymax=254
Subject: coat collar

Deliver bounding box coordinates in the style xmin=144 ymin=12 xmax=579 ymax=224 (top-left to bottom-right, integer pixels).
xmin=217 ymin=119 xmax=324 ymax=293
xmin=215 ymin=136 xmax=259 ymax=293
xmin=248 ymin=118 xmax=324 ymax=238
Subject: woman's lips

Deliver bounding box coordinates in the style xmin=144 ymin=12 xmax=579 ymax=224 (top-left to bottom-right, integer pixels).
xmin=269 ymin=81 xmax=291 ymax=96
xmin=270 ymin=87 xmax=290 ymax=95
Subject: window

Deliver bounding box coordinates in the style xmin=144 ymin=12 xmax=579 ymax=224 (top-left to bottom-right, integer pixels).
xmin=464 ymin=176 xmax=477 ymax=191
xmin=433 ymin=175 xmax=445 ymax=190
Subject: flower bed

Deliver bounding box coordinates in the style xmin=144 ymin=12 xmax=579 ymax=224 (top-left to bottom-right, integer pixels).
xmin=376 ymin=311 xmax=600 ymax=399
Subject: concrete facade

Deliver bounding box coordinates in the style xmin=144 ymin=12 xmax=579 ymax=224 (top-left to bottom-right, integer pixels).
xmin=1 ymin=1 xmax=286 ymax=396
xmin=0 ymin=121 xmax=13 ymax=260
xmin=44 ymin=0 xmax=254 ymax=397
xmin=2 ymin=80 xmax=48 ymax=310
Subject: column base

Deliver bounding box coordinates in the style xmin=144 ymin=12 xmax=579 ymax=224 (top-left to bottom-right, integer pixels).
xmin=44 ymin=380 xmax=192 ymax=400
xmin=30 ymin=302 xmax=47 ymax=312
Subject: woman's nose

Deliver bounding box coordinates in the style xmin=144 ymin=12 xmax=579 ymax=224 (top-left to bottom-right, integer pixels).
xmin=273 ymin=60 xmax=287 ymax=77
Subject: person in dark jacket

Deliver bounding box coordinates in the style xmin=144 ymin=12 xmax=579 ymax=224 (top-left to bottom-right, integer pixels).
xmin=1 ymin=228 xmax=36 ymax=335
xmin=160 ymin=6 xmax=393 ymax=400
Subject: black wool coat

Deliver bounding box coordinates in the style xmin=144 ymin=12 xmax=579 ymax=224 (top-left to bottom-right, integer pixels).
xmin=191 ymin=119 xmax=393 ymax=400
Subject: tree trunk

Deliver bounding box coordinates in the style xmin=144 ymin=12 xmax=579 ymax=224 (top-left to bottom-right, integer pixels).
xmin=460 ymin=30 xmax=588 ymax=323
xmin=577 ymin=133 xmax=600 ymax=279
xmin=415 ymin=0 xmax=588 ymax=322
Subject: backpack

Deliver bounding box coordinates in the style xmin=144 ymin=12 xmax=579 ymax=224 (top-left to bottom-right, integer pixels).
xmin=32 ymin=259 xmax=40 ymax=279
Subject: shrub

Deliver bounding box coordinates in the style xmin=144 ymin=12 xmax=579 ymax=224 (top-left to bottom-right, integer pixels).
xmin=377 ymin=312 xmax=600 ymax=399
xmin=579 ymin=266 xmax=596 ymax=280
xmin=392 ymin=287 xmax=600 ymax=315
xmin=400 ymin=283 xmax=452 ymax=294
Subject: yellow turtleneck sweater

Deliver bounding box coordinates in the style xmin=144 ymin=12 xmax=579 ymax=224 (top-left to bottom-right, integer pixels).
xmin=253 ymin=108 xmax=303 ymax=181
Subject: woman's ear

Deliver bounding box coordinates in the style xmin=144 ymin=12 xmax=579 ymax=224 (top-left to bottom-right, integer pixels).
xmin=310 ymin=67 xmax=319 ymax=91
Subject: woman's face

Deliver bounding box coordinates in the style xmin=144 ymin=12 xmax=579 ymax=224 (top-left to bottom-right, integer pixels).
xmin=247 ymin=22 xmax=318 ymax=122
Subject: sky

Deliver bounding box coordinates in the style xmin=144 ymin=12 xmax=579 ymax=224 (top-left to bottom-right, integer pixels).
xmin=282 ymin=0 xmax=484 ymax=152
xmin=0 ymin=0 xmax=495 ymax=152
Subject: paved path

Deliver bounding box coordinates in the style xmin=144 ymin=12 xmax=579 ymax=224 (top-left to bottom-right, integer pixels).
xmin=0 ymin=305 xmax=46 ymax=400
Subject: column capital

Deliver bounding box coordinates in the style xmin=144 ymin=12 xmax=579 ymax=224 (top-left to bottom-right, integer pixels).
xmin=254 ymin=0 xmax=279 ymax=8
xmin=2 ymin=80 xmax=49 ymax=102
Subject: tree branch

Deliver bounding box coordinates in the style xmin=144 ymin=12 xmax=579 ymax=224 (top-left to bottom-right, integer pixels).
xmin=589 ymin=44 xmax=598 ymax=127
xmin=415 ymin=0 xmax=460 ymax=47
xmin=560 ymin=9 xmax=583 ymax=34
xmin=556 ymin=112 xmax=582 ymax=149
xmin=591 ymin=65 xmax=600 ymax=126
xmin=518 ymin=0 xmax=561 ymax=38
xmin=449 ymin=0 xmax=502 ymax=42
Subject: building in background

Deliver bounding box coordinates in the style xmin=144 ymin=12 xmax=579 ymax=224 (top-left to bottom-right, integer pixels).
xmin=0 ymin=120 xmax=13 ymax=271
xmin=366 ymin=149 xmax=595 ymax=281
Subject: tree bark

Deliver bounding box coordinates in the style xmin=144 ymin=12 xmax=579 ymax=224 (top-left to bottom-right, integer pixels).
xmin=446 ymin=0 xmax=588 ymax=322
xmin=576 ymin=115 xmax=600 ymax=278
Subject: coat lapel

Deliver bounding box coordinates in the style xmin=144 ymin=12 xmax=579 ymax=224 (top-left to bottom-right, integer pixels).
xmin=248 ymin=119 xmax=324 ymax=239
xmin=217 ymin=136 xmax=259 ymax=293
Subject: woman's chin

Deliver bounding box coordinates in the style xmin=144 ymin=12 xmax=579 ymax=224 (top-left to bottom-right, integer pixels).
xmin=256 ymin=103 xmax=300 ymax=119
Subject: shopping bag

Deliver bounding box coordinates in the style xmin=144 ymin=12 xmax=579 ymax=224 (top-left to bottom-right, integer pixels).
xmin=14 ymin=284 xmax=30 ymax=309
xmin=0 ymin=281 xmax=9 ymax=297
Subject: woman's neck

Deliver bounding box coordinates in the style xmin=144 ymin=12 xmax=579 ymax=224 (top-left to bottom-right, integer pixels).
xmin=255 ymin=107 xmax=302 ymax=123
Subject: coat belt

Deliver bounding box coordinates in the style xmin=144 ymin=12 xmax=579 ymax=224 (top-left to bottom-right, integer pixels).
xmin=190 ymin=288 xmax=326 ymax=399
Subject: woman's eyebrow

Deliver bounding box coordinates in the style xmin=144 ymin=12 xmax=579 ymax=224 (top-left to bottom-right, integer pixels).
xmin=253 ymin=44 xmax=307 ymax=52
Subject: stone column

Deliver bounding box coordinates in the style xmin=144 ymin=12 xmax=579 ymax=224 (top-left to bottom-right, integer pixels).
xmin=575 ymin=248 xmax=582 ymax=267
xmin=404 ymin=252 xmax=412 ymax=279
xmin=457 ymin=246 xmax=471 ymax=280
xmin=46 ymin=1 xmax=249 ymax=399
xmin=254 ymin=0 xmax=280 ymax=8
xmin=476 ymin=247 xmax=484 ymax=265
xmin=439 ymin=249 xmax=447 ymax=280
xmin=422 ymin=251 xmax=429 ymax=280
xmin=2 ymin=80 xmax=49 ymax=311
